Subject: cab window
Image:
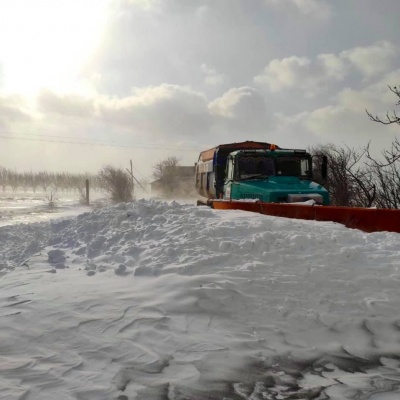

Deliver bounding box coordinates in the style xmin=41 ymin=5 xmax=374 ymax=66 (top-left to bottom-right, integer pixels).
xmin=238 ymin=156 xmax=275 ymax=179
xmin=275 ymin=157 xmax=301 ymax=176
xmin=300 ymin=158 xmax=311 ymax=178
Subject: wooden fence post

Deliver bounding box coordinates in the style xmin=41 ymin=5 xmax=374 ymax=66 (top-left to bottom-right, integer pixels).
xmin=86 ymin=179 xmax=89 ymax=205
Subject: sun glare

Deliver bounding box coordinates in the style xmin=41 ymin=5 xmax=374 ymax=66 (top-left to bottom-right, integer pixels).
xmin=0 ymin=0 xmax=109 ymax=96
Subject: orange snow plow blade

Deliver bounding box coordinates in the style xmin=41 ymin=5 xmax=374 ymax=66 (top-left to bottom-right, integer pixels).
xmin=210 ymin=201 xmax=400 ymax=234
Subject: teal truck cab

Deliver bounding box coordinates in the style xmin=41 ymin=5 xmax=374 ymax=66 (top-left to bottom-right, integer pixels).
xmin=195 ymin=141 xmax=329 ymax=205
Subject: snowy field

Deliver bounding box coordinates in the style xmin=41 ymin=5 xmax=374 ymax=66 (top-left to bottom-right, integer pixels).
xmin=0 ymin=191 xmax=99 ymax=227
xmin=1 ymin=194 xmax=400 ymax=399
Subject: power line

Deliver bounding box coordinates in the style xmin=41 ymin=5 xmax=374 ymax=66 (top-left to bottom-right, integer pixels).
xmin=0 ymin=130 xmax=205 ymax=181
xmin=0 ymin=131 xmax=202 ymax=152
xmin=0 ymin=130 xmax=193 ymax=147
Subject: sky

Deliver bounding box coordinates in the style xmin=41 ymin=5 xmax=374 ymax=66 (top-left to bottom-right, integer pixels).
xmin=0 ymin=0 xmax=399 ymax=180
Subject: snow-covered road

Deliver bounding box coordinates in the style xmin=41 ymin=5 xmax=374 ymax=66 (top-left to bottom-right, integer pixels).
xmin=1 ymin=199 xmax=400 ymax=399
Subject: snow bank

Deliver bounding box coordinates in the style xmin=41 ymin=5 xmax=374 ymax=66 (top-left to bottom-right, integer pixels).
xmin=1 ymin=199 xmax=400 ymax=399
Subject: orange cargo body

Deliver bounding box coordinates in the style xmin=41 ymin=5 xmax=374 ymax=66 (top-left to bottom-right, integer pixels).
xmin=210 ymin=200 xmax=400 ymax=234
xmin=198 ymin=141 xmax=278 ymax=162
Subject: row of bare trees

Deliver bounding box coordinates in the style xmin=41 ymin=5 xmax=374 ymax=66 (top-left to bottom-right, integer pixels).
xmin=0 ymin=161 xmax=147 ymax=205
xmin=311 ymin=85 xmax=400 ymax=208
xmin=310 ymin=140 xmax=400 ymax=208
xmin=0 ymin=167 xmax=101 ymax=193
xmin=0 ymin=165 xmax=137 ymax=204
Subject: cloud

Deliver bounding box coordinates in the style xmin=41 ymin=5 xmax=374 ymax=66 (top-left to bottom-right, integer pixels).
xmin=96 ymin=85 xmax=271 ymax=140
xmin=209 ymin=87 xmax=260 ymax=117
xmin=336 ymin=88 xmax=378 ymax=113
xmin=300 ymin=104 xmax=399 ymax=154
xmin=0 ymin=62 xmax=3 ymax=88
xmin=265 ymin=0 xmax=332 ymax=20
xmin=122 ymin=0 xmax=160 ymax=11
xmin=35 ymin=84 xmax=212 ymax=139
xmin=96 ymin=84 xmax=211 ymax=139
xmin=38 ymin=90 xmax=95 ymax=118
xmin=340 ymin=41 xmax=399 ymax=78
xmin=0 ymin=95 xmax=32 ymax=128
xmin=200 ymin=64 xmax=226 ymax=86
xmin=255 ymin=56 xmax=311 ymax=92
xmin=255 ymin=41 xmax=399 ymax=95
xmin=292 ymin=0 xmax=332 ymax=19
xmin=254 ymin=54 xmax=346 ymax=95
xmin=30 ymin=85 xmax=273 ymax=145
xmin=273 ymin=71 xmax=400 ymax=152
xmin=274 ymin=105 xmax=382 ymax=151
xmin=209 ymin=86 xmax=270 ymax=134
xmin=317 ymin=54 xmax=347 ymax=80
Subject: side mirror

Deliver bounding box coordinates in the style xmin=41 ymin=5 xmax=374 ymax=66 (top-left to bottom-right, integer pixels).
xmin=321 ymin=155 xmax=328 ymax=181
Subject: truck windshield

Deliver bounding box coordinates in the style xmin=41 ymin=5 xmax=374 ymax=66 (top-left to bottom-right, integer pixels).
xmin=238 ymin=156 xmax=275 ymax=179
xmin=238 ymin=155 xmax=311 ymax=179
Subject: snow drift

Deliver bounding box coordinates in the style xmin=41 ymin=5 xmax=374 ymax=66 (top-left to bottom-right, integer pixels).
xmin=1 ymin=199 xmax=400 ymax=399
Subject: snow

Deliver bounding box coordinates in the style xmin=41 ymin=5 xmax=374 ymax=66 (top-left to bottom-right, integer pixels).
xmin=1 ymin=194 xmax=400 ymax=399
xmin=0 ymin=191 xmax=94 ymax=227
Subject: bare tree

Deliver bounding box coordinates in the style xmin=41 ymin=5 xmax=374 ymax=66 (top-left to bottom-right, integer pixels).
xmin=152 ymin=156 xmax=180 ymax=197
xmin=38 ymin=172 xmax=50 ymax=192
xmin=99 ymin=165 xmax=133 ymax=203
xmin=151 ymin=156 xmax=195 ymax=198
xmin=0 ymin=167 xmax=8 ymax=192
xmin=366 ymin=85 xmax=400 ymax=125
xmin=365 ymin=85 xmax=400 ymax=208
xmin=152 ymin=156 xmax=180 ymax=181
xmin=366 ymin=140 xmax=400 ymax=209
xmin=8 ymin=171 xmax=19 ymax=193
xmin=310 ymin=144 xmax=376 ymax=207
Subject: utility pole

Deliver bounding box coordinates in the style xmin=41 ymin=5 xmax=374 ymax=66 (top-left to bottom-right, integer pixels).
xmin=126 ymin=159 xmax=147 ymax=196
xmin=130 ymin=159 xmax=134 ymax=198
xmin=85 ymin=179 xmax=90 ymax=205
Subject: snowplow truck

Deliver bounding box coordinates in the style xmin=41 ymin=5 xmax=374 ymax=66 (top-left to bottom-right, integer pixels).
xmin=195 ymin=141 xmax=329 ymax=205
